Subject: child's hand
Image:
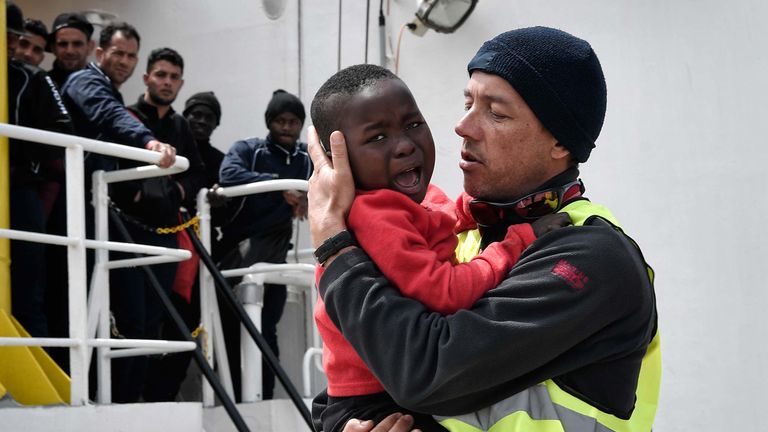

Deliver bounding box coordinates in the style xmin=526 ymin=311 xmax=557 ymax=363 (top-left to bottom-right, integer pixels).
xmin=531 ymin=212 xmax=572 ymax=237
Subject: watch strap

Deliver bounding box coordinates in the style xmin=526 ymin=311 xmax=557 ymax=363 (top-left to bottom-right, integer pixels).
xmin=314 ymin=230 xmax=356 ymax=266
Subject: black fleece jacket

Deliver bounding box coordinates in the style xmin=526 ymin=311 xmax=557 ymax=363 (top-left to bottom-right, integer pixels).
xmin=317 ymin=213 xmax=656 ymax=419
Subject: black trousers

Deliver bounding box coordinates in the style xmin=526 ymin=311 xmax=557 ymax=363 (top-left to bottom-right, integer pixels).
xmin=217 ymin=224 xmax=292 ymax=401
xmin=109 ymin=223 xmax=178 ymax=403
xmin=10 ymin=185 xmax=48 ymax=338
xmin=44 ymin=183 xmax=69 ymax=371
xmin=142 ymin=287 xmax=200 ymax=402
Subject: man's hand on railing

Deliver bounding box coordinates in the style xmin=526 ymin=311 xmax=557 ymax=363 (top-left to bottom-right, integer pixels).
xmin=145 ymin=139 xmax=177 ymax=168
xmin=206 ymin=184 xmax=229 ymax=208
xmin=284 ymin=190 xmax=308 ymax=221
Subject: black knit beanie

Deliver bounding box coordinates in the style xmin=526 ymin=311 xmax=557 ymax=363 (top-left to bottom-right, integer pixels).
xmin=6 ymin=1 xmax=24 ymax=35
xmin=467 ymin=26 xmax=607 ymax=162
xmin=183 ymin=91 xmax=222 ymax=125
xmin=264 ymin=89 xmax=306 ymax=127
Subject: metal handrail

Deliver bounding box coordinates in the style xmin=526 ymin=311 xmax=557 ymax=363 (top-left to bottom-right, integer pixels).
xmin=183 ymin=213 xmax=314 ymax=430
xmin=0 ymin=122 xmax=258 ymax=431
xmin=0 ymin=123 xmax=191 ymax=406
xmin=197 ymin=179 xmax=317 ymax=407
xmin=196 ymin=180 xmax=321 ymax=423
xmin=0 ymin=123 xmax=189 ymax=169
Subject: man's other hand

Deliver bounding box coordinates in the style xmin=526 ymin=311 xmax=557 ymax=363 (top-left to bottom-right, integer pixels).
xmin=531 ymin=212 xmax=572 ymax=238
xmin=145 ymin=139 xmax=177 ymax=168
xmin=343 ymin=414 xmax=421 ymax=432
xmin=206 ymin=184 xmax=229 ymax=208
xmin=283 ymin=190 xmax=308 ymax=220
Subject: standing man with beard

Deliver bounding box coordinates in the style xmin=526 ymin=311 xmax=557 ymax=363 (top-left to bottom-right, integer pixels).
xmin=126 ymin=47 xmax=205 ymax=222
xmin=218 ymin=89 xmax=312 ymax=401
xmin=61 ymin=22 xmax=176 ymax=171
xmin=139 ymin=91 xmax=226 ymax=402
xmin=126 ymin=47 xmax=206 ymax=402
xmin=47 ymin=13 xmax=94 ymax=88
xmin=61 ymin=22 xmax=177 ymax=403
xmin=40 ymin=12 xmax=95 ymax=372
xmin=6 ymin=0 xmax=72 ymax=340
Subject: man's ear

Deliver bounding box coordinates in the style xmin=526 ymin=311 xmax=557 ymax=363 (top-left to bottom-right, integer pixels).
xmin=143 ymin=73 xmax=149 ymax=86
xmin=551 ymin=142 xmax=571 ymax=162
xmin=94 ymin=46 xmax=104 ymax=64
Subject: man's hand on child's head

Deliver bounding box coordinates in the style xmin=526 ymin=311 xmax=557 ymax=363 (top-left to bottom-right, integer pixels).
xmin=307 ymin=127 xmax=355 ymax=248
xmin=531 ymin=212 xmax=572 ymax=238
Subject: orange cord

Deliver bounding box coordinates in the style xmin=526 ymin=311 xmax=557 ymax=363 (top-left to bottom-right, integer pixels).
xmin=395 ymin=22 xmax=408 ymax=74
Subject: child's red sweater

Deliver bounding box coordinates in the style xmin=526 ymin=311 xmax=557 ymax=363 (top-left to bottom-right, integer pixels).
xmin=313 ymin=185 xmax=536 ymax=396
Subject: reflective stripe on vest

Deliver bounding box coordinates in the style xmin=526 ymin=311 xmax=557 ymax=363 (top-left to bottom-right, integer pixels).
xmin=443 ymin=200 xmax=661 ymax=432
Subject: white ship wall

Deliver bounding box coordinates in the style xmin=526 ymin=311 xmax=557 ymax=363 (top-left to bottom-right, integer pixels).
xmin=17 ymin=1 xmax=768 ymax=431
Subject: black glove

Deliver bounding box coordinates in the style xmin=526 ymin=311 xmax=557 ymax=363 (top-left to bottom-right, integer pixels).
xmin=531 ymin=212 xmax=572 ymax=237
xmin=206 ymin=184 xmax=229 ymax=208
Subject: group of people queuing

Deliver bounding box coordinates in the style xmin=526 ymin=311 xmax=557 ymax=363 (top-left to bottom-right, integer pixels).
xmin=5 ymin=1 xmax=310 ymax=404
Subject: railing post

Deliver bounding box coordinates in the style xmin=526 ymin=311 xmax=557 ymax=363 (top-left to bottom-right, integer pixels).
xmin=92 ymin=170 xmax=112 ymax=403
xmin=197 ymin=189 xmax=235 ymax=406
xmin=238 ymin=274 xmax=264 ymax=402
xmin=197 ymin=189 xmax=215 ymax=406
xmin=66 ymin=145 xmax=89 ymax=406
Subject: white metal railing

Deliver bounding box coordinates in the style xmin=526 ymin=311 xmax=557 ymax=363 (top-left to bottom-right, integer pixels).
xmin=0 ymin=123 xmax=194 ymax=405
xmin=196 ymin=180 xmax=321 ymax=405
xmin=0 ymin=124 xmax=326 ymax=408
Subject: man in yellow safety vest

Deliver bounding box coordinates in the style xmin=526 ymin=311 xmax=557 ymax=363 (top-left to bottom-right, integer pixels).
xmin=308 ymin=27 xmax=659 ymax=432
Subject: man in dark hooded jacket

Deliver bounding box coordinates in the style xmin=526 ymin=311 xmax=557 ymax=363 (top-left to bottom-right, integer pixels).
xmin=218 ymin=89 xmax=312 ymax=400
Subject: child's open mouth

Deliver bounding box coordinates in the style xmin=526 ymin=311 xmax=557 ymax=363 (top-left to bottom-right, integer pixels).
xmin=394 ymin=167 xmax=422 ymax=190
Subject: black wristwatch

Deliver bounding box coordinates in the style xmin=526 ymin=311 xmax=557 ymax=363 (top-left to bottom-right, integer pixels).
xmin=314 ymin=230 xmax=357 ymax=266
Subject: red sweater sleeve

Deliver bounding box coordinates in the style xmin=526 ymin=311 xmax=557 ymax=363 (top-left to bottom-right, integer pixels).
xmin=348 ymin=186 xmax=537 ymax=315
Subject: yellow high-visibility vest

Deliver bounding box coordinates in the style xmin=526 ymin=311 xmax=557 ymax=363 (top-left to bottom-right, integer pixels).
xmin=448 ymin=200 xmax=660 ymax=432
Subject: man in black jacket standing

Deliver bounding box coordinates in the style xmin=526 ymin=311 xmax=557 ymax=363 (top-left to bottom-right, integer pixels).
xmin=42 ymin=14 xmax=95 ymax=354
xmin=184 ymin=91 xmax=224 ymax=189
xmin=6 ymin=1 xmax=73 ymax=339
xmin=183 ymin=92 xmax=231 ymax=260
xmin=218 ymin=89 xmax=312 ymax=401
xmin=126 ymin=47 xmax=205 ymax=222
xmin=126 ymin=47 xmax=206 ymax=402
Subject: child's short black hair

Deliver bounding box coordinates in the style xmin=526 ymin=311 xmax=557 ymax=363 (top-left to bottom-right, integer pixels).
xmin=311 ymin=64 xmax=399 ymax=147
